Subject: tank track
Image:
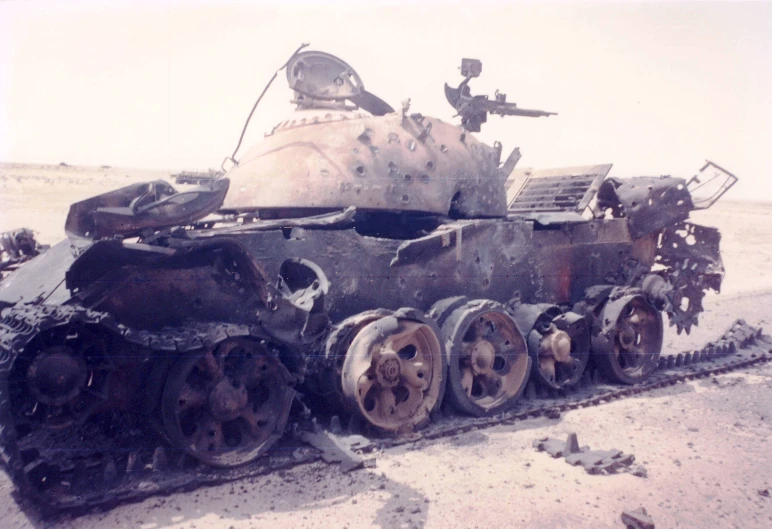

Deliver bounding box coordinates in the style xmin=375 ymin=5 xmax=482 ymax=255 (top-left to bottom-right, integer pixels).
xmin=0 ymin=304 xmax=770 ymax=516
xmin=0 ymin=304 xmax=291 ymax=515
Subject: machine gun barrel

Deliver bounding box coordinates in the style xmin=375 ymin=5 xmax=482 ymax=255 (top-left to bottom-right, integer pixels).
xmin=491 ymin=103 xmax=557 ymax=118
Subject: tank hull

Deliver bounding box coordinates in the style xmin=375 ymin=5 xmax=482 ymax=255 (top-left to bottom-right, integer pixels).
xmin=0 ymin=217 xmax=652 ymax=329
xmin=206 ymin=217 xmax=652 ymax=322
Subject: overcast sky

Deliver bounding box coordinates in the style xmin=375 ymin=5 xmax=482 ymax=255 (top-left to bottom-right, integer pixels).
xmin=1 ymin=0 xmax=770 ymax=200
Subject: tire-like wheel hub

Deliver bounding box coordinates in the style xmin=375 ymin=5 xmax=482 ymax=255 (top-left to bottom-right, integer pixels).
xmin=613 ymin=299 xmax=661 ymax=374
xmin=440 ymin=299 xmax=530 ymax=417
xmin=592 ymin=294 xmax=663 ymax=385
xmin=457 ymin=314 xmax=527 ymax=407
xmin=517 ymin=305 xmax=591 ymax=390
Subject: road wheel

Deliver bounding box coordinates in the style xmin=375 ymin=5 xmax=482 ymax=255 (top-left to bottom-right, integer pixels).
xmin=160 ymin=338 xmax=294 ymax=467
xmin=340 ymin=309 xmax=445 ymax=433
xmin=592 ymin=295 xmax=663 ymax=384
xmin=441 ymin=299 xmax=530 ymax=417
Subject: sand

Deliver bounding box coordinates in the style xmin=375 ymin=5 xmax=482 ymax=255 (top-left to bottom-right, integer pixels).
xmin=1 ymin=162 xmax=771 ymax=529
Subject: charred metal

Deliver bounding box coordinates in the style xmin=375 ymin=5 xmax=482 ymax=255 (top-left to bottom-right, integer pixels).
xmin=596 ymin=176 xmax=694 ymax=238
xmin=0 ymin=47 xmax=746 ymax=514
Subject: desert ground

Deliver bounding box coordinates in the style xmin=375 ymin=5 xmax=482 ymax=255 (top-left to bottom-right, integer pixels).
xmin=1 ymin=162 xmax=771 ymax=529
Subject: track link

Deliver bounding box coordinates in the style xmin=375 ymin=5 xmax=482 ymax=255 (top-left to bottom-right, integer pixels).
xmin=0 ymin=304 xmax=769 ymax=516
xmin=403 ymin=319 xmax=771 ymax=446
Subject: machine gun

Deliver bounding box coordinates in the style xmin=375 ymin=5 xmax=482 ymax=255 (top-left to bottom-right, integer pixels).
xmin=445 ymin=58 xmax=556 ymax=132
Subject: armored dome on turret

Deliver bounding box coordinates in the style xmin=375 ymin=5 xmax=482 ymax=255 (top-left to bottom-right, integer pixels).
xmin=223 ymin=109 xmax=506 ymax=217
xmin=221 ymin=50 xmax=508 ymax=218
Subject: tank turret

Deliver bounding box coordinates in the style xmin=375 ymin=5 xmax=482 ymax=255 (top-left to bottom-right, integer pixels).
xmin=223 ymin=51 xmax=508 ymax=219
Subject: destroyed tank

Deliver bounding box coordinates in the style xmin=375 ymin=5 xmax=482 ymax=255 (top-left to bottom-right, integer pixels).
xmin=0 ymin=48 xmax=739 ymax=511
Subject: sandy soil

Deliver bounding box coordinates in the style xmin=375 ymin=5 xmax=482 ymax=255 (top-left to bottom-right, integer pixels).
xmin=1 ymin=163 xmax=771 ymax=529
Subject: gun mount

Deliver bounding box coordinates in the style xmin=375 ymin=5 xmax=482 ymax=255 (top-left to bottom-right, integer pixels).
xmin=445 ymin=58 xmax=557 ymax=132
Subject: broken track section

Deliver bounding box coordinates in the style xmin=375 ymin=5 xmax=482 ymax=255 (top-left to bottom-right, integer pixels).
xmin=533 ymin=432 xmax=636 ymax=475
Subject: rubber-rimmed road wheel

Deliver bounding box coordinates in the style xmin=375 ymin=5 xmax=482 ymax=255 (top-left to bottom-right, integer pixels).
xmin=340 ymin=308 xmax=446 ymax=433
xmin=321 ymin=309 xmax=392 ymax=410
xmin=514 ymin=304 xmax=590 ymax=390
xmin=592 ymin=294 xmax=663 ymax=384
xmin=441 ymin=299 xmax=530 ymax=417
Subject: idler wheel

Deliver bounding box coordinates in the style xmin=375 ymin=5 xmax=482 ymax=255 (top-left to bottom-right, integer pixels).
xmin=27 ymin=346 xmax=88 ymax=407
xmin=592 ymin=294 xmax=663 ymax=384
xmin=340 ymin=309 xmax=446 ymax=433
xmin=440 ymin=299 xmax=530 ymax=417
xmin=161 ymin=338 xmax=295 ymax=467
xmin=514 ymin=305 xmax=591 ymax=390
xmin=10 ymin=324 xmax=112 ymax=431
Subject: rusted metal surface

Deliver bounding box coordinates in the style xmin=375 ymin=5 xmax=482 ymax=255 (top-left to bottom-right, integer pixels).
xmin=223 ymin=112 xmax=504 ymax=218
xmin=224 ymin=51 xmax=503 ymax=217
xmin=160 ymin=338 xmax=296 ymax=468
xmin=597 ymin=176 xmax=694 ymax=238
xmin=0 ymin=305 xmax=768 ymax=514
xmin=645 ymin=221 xmax=724 ymax=334
xmin=514 ymin=304 xmax=590 ymax=389
xmin=0 ymin=47 xmax=749 ymax=514
xmin=434 ymin=298 xmax=530 ymax=416
xmin=340 ymin=308 xmax=445 ymax=433
xmin=65 ymin=178 xmax=229 ymax=240
xmin=591 ymin=290 xmax=664 ymax=384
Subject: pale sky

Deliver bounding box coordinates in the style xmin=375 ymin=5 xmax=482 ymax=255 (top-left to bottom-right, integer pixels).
xmin=1 ymin=0 xmax=770 ymax=200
